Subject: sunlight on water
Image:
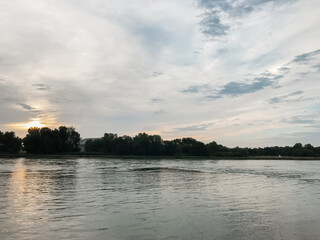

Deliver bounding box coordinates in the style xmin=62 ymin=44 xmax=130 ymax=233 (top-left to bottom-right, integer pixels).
xmin=0 ymin=158 xmax=320 ymax=240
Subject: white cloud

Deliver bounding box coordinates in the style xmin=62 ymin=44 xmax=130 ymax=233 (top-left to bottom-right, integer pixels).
xmin=0 ymin=0 xmax=319 ymax=146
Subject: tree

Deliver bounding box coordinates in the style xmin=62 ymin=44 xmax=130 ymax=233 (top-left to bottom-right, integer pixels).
xmin=133 ymin=133 xmax=164 ymax=155
xmin=0 ymin=131 xmax=22 ymax=153
xmin=23 ymin=126 xmax=81 ymax=154
xmin=23 ymin=127 xmax=42 ymax=153
xmin=57 ymin=126 xmax=81 ymax=152
xmin=114 ymin=135 xmax=133 ymax=155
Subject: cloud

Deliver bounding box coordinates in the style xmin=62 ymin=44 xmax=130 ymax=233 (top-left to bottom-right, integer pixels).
xmin=285 ymin=115 xmax=317 ymax=125
xmin=313 ymin=64 xmax=320 ymax=72
xmin=182 ymin=74 xmax=282 ymax=99
xmin=151 ymin=72 xmax=164 ymax=77
xmin=16 ymin=103 xmax=35 ymax=111
xmin=297 ymin=72 xmax=310 ymax=77
xmin=267 ymin=90 xmax=303 ymax=104
xmin=182 ymin=84 xmax=211 ymax=93
xmin=197 ymin=0 xmax=296 ymax=37
xmin=153 ymin=110 xmax=166 ymax=115
xmin=151 ymin=98 xmax=163 ymax=103
xmin=131 ymin=21 xmax=173 ymax=50
xmin=291 ymin=49 xmax=320 ymax=63
xmin=266 ymin=49 xmax=320 ymax=77
xmin=204 ymin=95 xmax=222 ymax=100
xmin=172 ymin=122 xmax=213 ymax=132
xmin=218 ymin=75 xmax=281 ymax=96
xmin=287 ymin=90 xmax=304 ymax=96
xmin=197 ymin=0 xmax=253 ymax=16
xmin=218 ymin=78 xmax=272 ymax=96
xmin=0 ymin=0 xmax=320 ymax=147
xmin=32 ymin=83 xmax=51 ymax=91
xmin=278 ymin=67 xmax=290 ymax=72
xmin=200 ymin=14 xmax=229 ymax=37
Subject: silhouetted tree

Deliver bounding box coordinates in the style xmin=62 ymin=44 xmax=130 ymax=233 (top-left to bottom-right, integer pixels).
xmin=133 ymin=133 xmax=164 ymax=155
xmin=82 ymin=131 xmax=320 ymax=157
xmin=23 ymin=127 xmax=42 ymax=153
xmin=23 ymin=126 xmax=80 ymax=154
xmin=0 ymin=131 xmax=22 ymax=153
xmin=114 ymin=135 xmax=133 ymax=155
xmin=57 ymin=126 xmax=80 ymax=152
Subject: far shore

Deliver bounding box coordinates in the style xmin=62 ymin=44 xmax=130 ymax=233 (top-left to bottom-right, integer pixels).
xmin=1 ymin=153 xmax=320 ymax=160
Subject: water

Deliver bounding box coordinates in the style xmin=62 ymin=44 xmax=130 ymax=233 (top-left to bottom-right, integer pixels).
xmin=0 ymin=158 xmax=320 ymax=240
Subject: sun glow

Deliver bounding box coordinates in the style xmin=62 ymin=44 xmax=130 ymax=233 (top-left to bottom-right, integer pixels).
xmin=6 ymin=116 xmax=59 ymax=133
xmin=25 ymin=120 xmax=44 ymax=129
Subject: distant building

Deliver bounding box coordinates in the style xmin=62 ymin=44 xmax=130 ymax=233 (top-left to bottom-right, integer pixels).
xmin=79 ymin=138 xmax=99 ymax=152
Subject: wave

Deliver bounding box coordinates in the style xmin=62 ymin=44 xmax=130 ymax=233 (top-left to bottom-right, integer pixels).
xmin=131 ymin=167 xmax=203 ymax=173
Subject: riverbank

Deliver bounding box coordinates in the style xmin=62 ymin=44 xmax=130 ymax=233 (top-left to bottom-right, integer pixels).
xmin=1 ymin=153 xmax=320 ymax=160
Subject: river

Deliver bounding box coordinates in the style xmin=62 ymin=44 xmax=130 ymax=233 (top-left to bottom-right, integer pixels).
xmin=0 ymin=158 xmax=320 ymax=240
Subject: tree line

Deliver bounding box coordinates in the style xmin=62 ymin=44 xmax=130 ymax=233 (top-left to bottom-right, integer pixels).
xmin=85 ymin=132 xmax=320 ymax=157
xmin=0 ymin=126 xmax=80 ymax=154
xmin=1 ymin=127 xmax=320 ymax=157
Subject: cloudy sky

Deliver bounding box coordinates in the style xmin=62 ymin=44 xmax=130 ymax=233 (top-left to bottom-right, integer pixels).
xmin=0 ymin=0 xmax=320 ymax=147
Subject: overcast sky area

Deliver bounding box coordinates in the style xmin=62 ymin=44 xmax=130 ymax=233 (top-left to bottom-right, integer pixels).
xmin=0 ymin=0 xmax=320 ymax=147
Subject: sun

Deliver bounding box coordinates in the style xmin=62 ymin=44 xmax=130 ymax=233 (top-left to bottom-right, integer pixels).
xmin=26 ymin=120 xmax=44 ymax=129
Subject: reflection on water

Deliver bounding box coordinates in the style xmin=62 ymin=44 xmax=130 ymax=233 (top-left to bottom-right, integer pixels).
xmin=0 ymin=158 xmax=320 ymax=239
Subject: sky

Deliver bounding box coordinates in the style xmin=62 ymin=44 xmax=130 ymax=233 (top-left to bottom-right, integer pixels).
xmin=0 ymin=0 xmax=320 ymax=147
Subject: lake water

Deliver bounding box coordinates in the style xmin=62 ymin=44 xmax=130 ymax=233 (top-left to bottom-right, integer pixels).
xmin=0 ymin=158 xmax=320 ymax=240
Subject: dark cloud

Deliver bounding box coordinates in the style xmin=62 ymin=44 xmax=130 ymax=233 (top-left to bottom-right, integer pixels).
xmin=291 ymin=49 xmax=320 ymax=63
xmin=198 ymin=0 xmax=294 ymax=14
xmin=198 ymin=0 xmax=231 ymax=11
xmin=151 ymin=72 xmax=163 ymax=77
xmin=37 ymin=87 xmax=50 ymax=91
xmin=32 ymin=83 xmax=51 ymax=91
xmin=182 ymin=86 xmax=200 ymax=93
xmin=200 ymin=14 xmax=229 ymax=37
xmin=151 ymin=98 xmax=163 ymax=103
xmin=182 ymin=84 xmax=211 ymax=93
xmin=298 ymin=72 xmax=310 ymax=77
xmin=267 ymin=90 xmax=303 ymax=104
xmin=284 ymin=90 xmax=303 ymax=96
xmin=278 ymin=67 xmax=290 ymax=72
xmin=182 ymin=74 xmax=281 ymax=99
xmin=268 ymin=97 xmax=281 ymax=104
xmin=197 ymin=0 xmax=255 ymax=16
xmin=273 ymin=75 xmax=284 ymax=80
xmin=197 ymin=0 xmax=295 ymax=37
xmin=218 ymin=75 xmax=279 ymax=96
xmin=312 ymin=64 xmax=320 ymax=72
xmin=272 ymin=49 xmax=320 ymax=77
xmin=274 ymin=49 xmax=320 ymax=76
xmin=16 ymin=103 xmax=35 ymax=111
xmin=204 ymin=95 xmax=222 ymax=100
xmin=173 ymin=123 xmax=213 ymax=132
